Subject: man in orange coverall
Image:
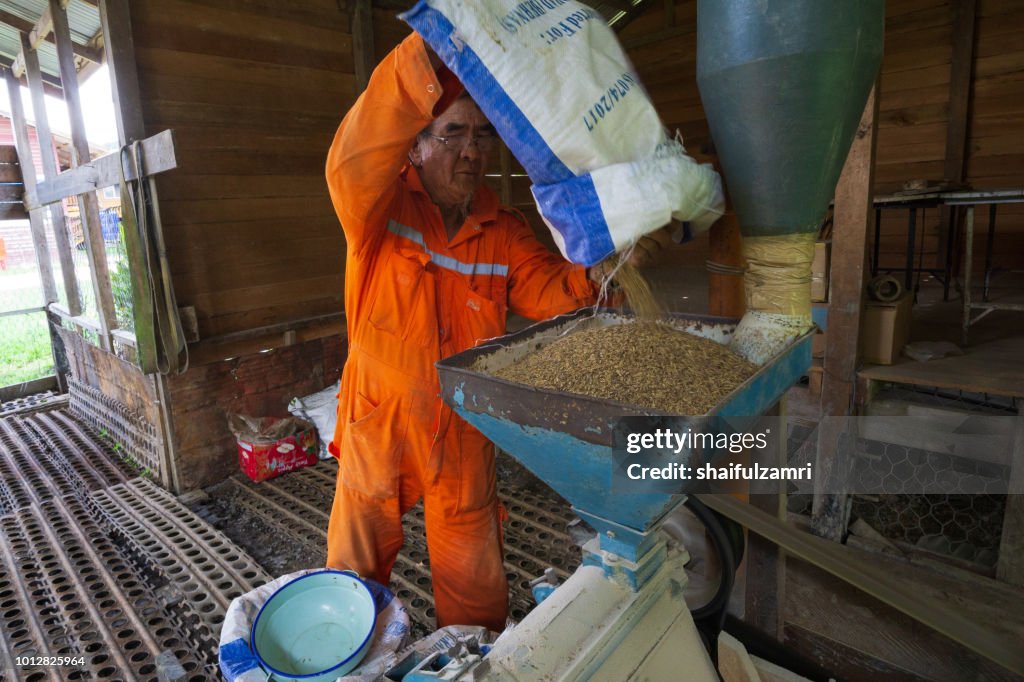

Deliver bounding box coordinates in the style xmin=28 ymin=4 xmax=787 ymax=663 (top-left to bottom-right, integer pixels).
xmin=325 ymin=32 xmax=666 ymax=631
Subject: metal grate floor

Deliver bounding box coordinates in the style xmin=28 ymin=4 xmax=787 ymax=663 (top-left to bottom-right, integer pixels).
xmin=0 ymin=391 xmax=62 ymax=418
xmin=0 ymin=400 xmax=583 ymax=678
xmin=0 ymin=408 xmax=253 ymax=680
xmin=193 ymin=455 xmax=584 ymax=638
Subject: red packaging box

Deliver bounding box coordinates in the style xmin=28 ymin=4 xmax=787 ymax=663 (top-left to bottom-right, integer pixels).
xmin=234 ymin=418 xmax=318 ymax=483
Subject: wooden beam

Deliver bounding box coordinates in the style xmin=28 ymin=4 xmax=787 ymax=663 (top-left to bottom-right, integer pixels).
xmin=22 ymin=34 xmax=60 ymax=181
xmin=17 ymin=43 xmax=81 ymax=315
xmin=708 ymin=212 xmax=745 ymax=317
xmin=30 ymin=130 xmax=177 ymax=208
xmin=4 ymin=78 xmax=66 ymax=398
xmin=943 ymin=0 xmax=977 ymax=186
xmin=0 ymin=8 xmax=103 ymax=64
xmin=812 ymin=83 xmax=879 ymax=542
xmin=702 ymin=493 xmax=1024 ymax=677
xmin=51 ymin=0 xmax=115 ymax=349
xmin=98 ymin=0 xmax=164 ymax=379
xmin=745 ymin=403 xmax=788 ymax=641
xmin=0 ymin=56 xmax=63 ymax=97
xmin=351 ymin=0 xmax=374 ymax=93
xmin=937 ymin=0 xmax=978 ymax=281
xmin=98 ymin=0 xmax=145 ymax=143
xmin=997 ymin=412 xmax=1024 ymax=587
xmin=10 ymin=1 xmax=54 ymax=78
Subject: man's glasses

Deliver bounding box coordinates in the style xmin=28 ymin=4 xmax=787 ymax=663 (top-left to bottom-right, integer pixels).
xmin=427 ymin=133 xmax=499 ymax=152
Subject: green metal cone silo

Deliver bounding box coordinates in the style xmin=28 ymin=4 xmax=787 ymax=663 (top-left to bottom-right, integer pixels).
xmin=696 ymin=0 xmax=884 ymax=362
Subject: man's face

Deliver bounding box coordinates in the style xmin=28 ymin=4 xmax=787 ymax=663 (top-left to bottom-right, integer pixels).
xmin=411 ymin=97 xmax=497 ymax=209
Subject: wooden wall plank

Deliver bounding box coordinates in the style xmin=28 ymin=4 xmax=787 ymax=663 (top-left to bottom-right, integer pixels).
xmin=138 ymin=72 xmax=348 ymax=114
xmin=134 ymin=46 xmax=356 ymax=91
xmin=156 ymin=174 xmax=332 ymax=200
xmin=784 ymin=558 xmax=1022 ymax=681
xmin=197 ymin=300 xmax=344 ymax=342
xmin=130 ymin=0 xmax=361 ymax=362
xmin=141 ymin=99 xmax=341 ymax=132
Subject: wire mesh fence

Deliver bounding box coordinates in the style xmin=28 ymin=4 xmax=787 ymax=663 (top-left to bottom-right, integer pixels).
xmin=59 ymin=196 xmax=100 ymax=330
xmin=103 ymin=203 xmax=134 ymax=332
xmin=787 ymin=383 xmax=1016 ymax=572
xmin=850 ymin=384 xmax=1013 ymax=569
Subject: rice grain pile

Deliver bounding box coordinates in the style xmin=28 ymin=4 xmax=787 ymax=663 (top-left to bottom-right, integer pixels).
xmin=494 ymin=322 xmax=758 ymax=415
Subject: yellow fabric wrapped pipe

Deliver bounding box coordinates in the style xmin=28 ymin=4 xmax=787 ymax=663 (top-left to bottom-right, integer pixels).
xmin=741 ymin=233 xmax=816 ymax=318
xmin=728 ymin=232 xmax=816 ymax=364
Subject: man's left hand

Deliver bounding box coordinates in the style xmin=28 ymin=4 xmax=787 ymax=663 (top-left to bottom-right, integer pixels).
xmin=625 ymin=225 xmax=674 ymax=268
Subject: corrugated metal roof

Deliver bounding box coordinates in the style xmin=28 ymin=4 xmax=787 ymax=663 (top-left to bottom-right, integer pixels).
xmin=0 ymin=0 xmax=102 ymax=80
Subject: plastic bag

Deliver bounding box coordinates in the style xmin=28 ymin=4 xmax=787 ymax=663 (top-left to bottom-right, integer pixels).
xmin=227 ymin=414 xmax=312 ymax=444
xmin=218 ymin=569 xmax=411 ymax=682
xmin=288 ymin=381 xmax=341 ymax=460
xmin=402 ymin=0 xmax=724 ymax=266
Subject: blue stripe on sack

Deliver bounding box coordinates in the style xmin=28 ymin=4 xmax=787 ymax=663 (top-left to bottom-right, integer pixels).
xmin=219 ymin=638 xmax=259 ymax=680
xmin=362 ymin=577 xmax=395 ymax=611
xmin=401 ymin=1 xmax=573 ymax=185
xmin=532 ymin=175 xmax=615 ymax=266
xmin=388 ymin=221 xmax=509 ymax=276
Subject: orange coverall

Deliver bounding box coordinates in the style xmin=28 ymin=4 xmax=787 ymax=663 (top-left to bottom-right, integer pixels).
xmin=324 ymin=33 xmax=597 ymax=631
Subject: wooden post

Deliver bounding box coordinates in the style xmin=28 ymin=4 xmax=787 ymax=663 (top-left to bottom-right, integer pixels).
xmin=50 ymin=0 xmax=116 ymax=349
xmin=98 ymin=0 xmax=145 ymax=144
xmin=351 ymin=0 xmax=375 ymax=93
xmin=4 ymin=69 xmax=56 ymax=305
xmin=20 ymin=37 xmax=83 ymax=316
xmin=99 ymin=0 xmax=159 ymax=368
xmin=708 ymin=212 xmax=746 ymax=318
xmin=997 ymin=411 xmax=1024 ymax=587
xmin=745 ymin=401 xmax=787 ymax=640
xmin=812 ymin=83 xmax=879 ymax=542
xmin=938 ymin=0 xmax=977 ymax=292
xmin=99 ymin=0 xmax=179 ymax=492
xmin=5 ymin=66 xmax=72 ymax=391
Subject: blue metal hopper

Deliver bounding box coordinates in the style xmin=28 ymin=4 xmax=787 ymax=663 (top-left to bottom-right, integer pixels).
xmin=437 ymin=310 xmax=811 ymax=539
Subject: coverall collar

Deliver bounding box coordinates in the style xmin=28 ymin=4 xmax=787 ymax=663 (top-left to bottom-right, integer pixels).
xmin=404 ymin=164 xmax=499 ymax=248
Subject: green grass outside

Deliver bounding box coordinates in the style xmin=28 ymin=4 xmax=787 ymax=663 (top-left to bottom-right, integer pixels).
xmin=0 ymin=265 xmax=53 ymax=388
xmin=0 ymin=311 xmax=52 ymax=386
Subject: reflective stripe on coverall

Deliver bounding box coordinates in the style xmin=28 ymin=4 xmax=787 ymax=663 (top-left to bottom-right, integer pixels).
xmin=324 ymin=32 xmax=598 ymax=631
